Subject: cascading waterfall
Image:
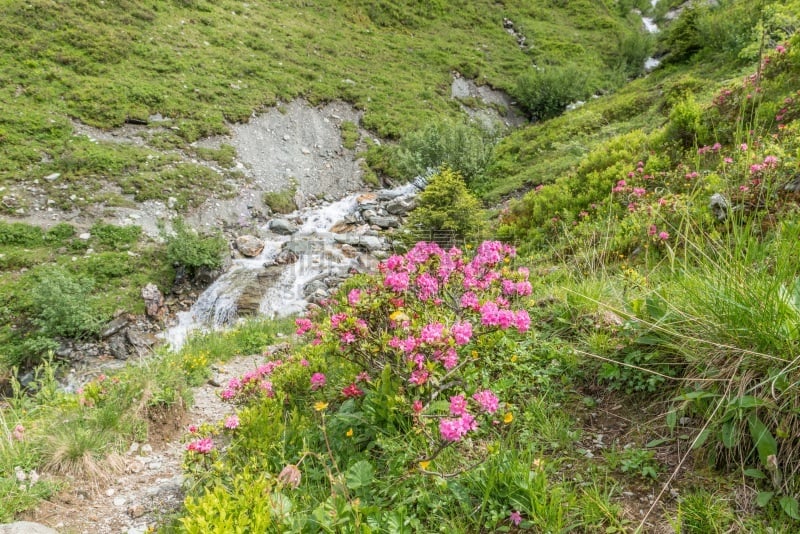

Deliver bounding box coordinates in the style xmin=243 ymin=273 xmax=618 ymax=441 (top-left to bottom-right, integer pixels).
xmin=642 ymin=0 xmax=661 ymax=72
xmin=163 ymin=183 xmax=418 ymax=350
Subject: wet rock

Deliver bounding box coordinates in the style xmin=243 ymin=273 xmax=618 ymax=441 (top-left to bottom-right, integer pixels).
xmin=141 ymin=284 xmax=165 ymax=319
xmin=368 ymin=215 xmax=400 ymax=228
xmin=127 ymin=329 xmax=157 ymax=354
xmin=272 ymin=248 xmax=298 ymax=265
xmin=385 ymin=196 xmax=416 ymax=216
xmin=330 ymin=221 xmax=355 ymax=234
xmin=128 ymin=504 xmax=146 ymax=519
xmin=358 ymin=235 xmax=384 ymax=252
xmin=0 ymin=522 xmax=59 ymax=534
xmin=108 ymin=334 xmax=130 ymax=360
xmin=194 ymin=264 xmax=225 ymax=286
xmin=235 ymin=235 xmax=264 ymax=257
xmin=333 ymin=233 xmax=359 ymax=246
xmin=101 ymin=315 xmax=130 ymax=339
xmin=269 ymin=218 xmax=297 ymax=235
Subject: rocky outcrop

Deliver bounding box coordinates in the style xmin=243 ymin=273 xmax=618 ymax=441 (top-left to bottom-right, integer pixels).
xmin=269 ymin=218 xmax=297 ymax=235
xmin=141 ymin=284 xmax=165 ymax=320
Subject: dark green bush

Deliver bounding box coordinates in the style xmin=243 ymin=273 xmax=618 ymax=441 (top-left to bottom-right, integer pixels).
xmin=90 ymin=223 xmax=142 ymax=248
xmin=165 ymin=218 xmax=227 ymax=276
xmin=513 ymin=65 xmax=590 ymax=121
xmin=394 ymin=118 xmax=499 ymax=186
xmin=0 ymin=222 xmax=44 ymax=246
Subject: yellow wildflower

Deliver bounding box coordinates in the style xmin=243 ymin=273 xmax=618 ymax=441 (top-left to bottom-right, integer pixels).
xmin=418 ymin=461 xmax=430 ymax=470
xmin=313 ymin=401 xmax=328 ymax=412
xmin=503 ymin=412 xmax=514 ymax=424
xmin=346 ymin=428 xmax=354 ymax=437
xmin=389 ymin=310 xmax=409 ymax=322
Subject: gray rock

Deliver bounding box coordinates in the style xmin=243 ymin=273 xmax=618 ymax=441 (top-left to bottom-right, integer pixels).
xmin=141 ymin=283 xmax=165 ymax=319
xmin=235 ymin=235 xmax=264 ymax=257
xmin=0 ymin=522 xmax=59 ymax=534
xmin=709 ymin=193 xmax=729 ymax=221
xmin=333 ymin=233 xmax=359 ymax=246
xmin=269 ymin=218 xmax=297 ymax=235
xmin=43 ymin=173 xmax=61 ymax=182
xmin=101 ymin=316 xmax=130 ymax=339
xmin=358 ymin=235 xmax=384 ymax=251
xmin=272 ymin=248 xmax=298 ymax=265
xmin=368 ymin=215 xmax=400 ymax=228
xmin=385 ymin=196 xmax=416 ymax=216
xmin=108 ymin=334 xmax=129 ymax=360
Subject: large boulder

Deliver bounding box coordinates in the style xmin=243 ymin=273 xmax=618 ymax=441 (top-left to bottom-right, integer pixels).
xmin=385 ymin=196 xmax=416 ymax=216
xmin=235 ymin=235 xmax=265 ymax=257
xmin=269 ymin=219 xmax=298 ymax=235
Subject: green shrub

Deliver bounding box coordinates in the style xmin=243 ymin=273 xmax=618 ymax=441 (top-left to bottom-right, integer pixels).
xmin=663 ymin=97 xmax=708 ymax=149
xmin=165 ymin=218 xmax=227 ymax=277
xmin=262 ymin=187 xmax=297 ymax=215
xmin=513 ymin=65 xmax=590 ymax=121
xmin=394 ymin=118 xmax=499 ymax=186
xmin=28 ymin=267 xmax=103 ymax=339
xmin=0 ymin=223 xmax=44 ymax=246
xmin=90 ymin=223 xmax=142 ymax=249
xmin=403 ymin=167 xmax=486 ymax=246
xmin=340 ymin=121 xmax=359 ymax=150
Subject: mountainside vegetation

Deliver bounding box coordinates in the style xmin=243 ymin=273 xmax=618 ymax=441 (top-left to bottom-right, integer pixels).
xmin=3 ymin=0 xmax=800 ymax=531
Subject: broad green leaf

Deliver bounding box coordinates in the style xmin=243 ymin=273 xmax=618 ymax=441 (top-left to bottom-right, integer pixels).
xmin=692 ymin=428 xmax=710 ymax=449
xmin=345 ymin=460 xmax=375 ymax=491
xmin=747 ymin=413 xmax=778 ymax=466
xmin=646 ymin=438 xmax=668 ymax=448
xmin=756 ymin=491 xmax=774 ymax=507
xmin=721 ymin=421 xmax=737 ymax=448
xmin=666 ymin=410 xmax=677 ymax=430
xmin=780 ymin=496 xmax=800 ymax=520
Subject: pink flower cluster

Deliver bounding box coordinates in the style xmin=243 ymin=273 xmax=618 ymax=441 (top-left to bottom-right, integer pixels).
xmin=224 ymin=415 xmax=240 ymax=429
xmin=220 ymin=360 xmax=282 ymax=402
xmin=437 ymin=390 xmax=501 ymax=441
xmin=186 ymin=437 xmax=214 ymax=454
xmin=342 ymin=383 xmax=364 ymax=398
xmin=439 ymin=413 xmax=477 ymax=442
xmin=310 ymin=372 xmax=326 ymax=390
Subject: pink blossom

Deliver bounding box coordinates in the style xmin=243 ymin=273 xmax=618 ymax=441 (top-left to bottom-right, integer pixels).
xmin=776 ymin=45 xmax=786 ymax=54
xmin=224 ymin=415 xmax=240 ymax=429
xmin=412 ymin=399 xmax=424 ymax=413
xmin=439 ymin=413 xmax=478 ymax=442
xmin=460 ymin=291 xmax=480 ymax=310
xmin=515 ymin=281 xmax=532 ymax=296
xmin=186 ymin=437 xmax=214 ymax=454
xmin=648 ymin=224 xmax=657 ymax=236
xmin=740 ymin=143 xmax=748 ymax=151
xmin=300 ymin=359 xmax=310 ymax=367
xmin=452 ymin=321 xmax=473 ymax=345
xmin=295 ymin=317 xmax=313 ymax=335
xmin=449 ymin=394 xmax=468 ymax=416
xmin=384 ymin=271 xmax=410 ymax=292
xmin=472 ymin=390 xmax=500 ymax=414
xmin=420 ymin=322 xmax=445 ymax=344
xmin=340 ymin=331 xmax=357 ymax=344
xmin=310 ymin=372 xmax=326 ymax=390
xmin=408 ymin=369 xmax=430 ymax=386
xmin=221 ymin=388 xmax=236 ymax=400
xmin=400 ymin=336 xmax=418 ymax=353
xmin=415 ymin=272 xmax=439 ymax=300
xmin=188 ymin=424 xmax=198 ymax=434
xmin=331 ymin=313 xmax=348 ymax=329
xmin=633 ymin=187 xmax=646 ymax=197
xmin=348 ymin=288 xmax=361 ymax=306
xmin=342 ymin=383 xmax=364 ymax=398
xmin=763 ymin=155 xmax=779 ymax=167
xmin=659 ymin=231 xmax=670 ymax=241
xmin=514 ymin=310 xmax=531 ymax=333
xmin=441 ymin=348 xmax=459 ymax=370
xmin=724 ymin=157 xmax=733 ymax=164
xmin=12 ymin=424 xmax=24 ymax=441
xmin=510 ymin=511 xmax=522 ymax=526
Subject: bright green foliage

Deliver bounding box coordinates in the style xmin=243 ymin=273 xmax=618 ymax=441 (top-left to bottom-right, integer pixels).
xmin=262 ymin=187 xmax=297 ymax=215
xmin=403 ymin=167 xmax=486 ymax=245
xmin=164 ymin=218 xmax=227 ymax=276
xmin=28 ymin=267 xmax=103 ymax=339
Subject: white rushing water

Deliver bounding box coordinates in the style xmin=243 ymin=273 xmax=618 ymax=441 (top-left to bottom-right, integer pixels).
xmin=642 ymin=0 xmax=661 ymax=72
xmin=164 ymin=183 xmax=418 ymax=350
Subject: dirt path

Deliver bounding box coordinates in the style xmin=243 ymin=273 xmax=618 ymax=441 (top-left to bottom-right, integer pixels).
xmin=25 ymin=352 xmax=271 ymax=534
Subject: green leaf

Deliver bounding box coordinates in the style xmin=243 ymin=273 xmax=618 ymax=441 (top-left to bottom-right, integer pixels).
xmin=645 ymin=438 xmax=668 ymax=448
xmin=747 ymin=413 xmax=778 ymax=466
xmin=743 ymin=468 xmax=766 ymax=479
xmin=780 ymin=496 xmax=800 ymax=520
xmin=345 ymin=460 xmax=375 ymax=491
xmin=692 ymin=428 xmax=710 ymax=449
xmin=721 ymin=421 xmax=737 ymax=449
xmin=756 ymin=491 xmax=774 ymax=507
xmin=729 ymin=395 xmax=766 ymax=409
xmin=666 ymin=410 xmax=677 ymax=430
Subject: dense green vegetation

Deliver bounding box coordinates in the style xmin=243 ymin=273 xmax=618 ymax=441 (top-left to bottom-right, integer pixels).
xmin=3 ymin=0 xmax=800 ymax=530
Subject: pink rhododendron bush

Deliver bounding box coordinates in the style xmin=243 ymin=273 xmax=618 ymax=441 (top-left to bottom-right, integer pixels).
xmin=179 ymin=242 xmax=554 ymax=531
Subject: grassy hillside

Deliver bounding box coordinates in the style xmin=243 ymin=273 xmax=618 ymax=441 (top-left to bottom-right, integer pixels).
xmin=4 ymin=0 xmax=800 ymax=530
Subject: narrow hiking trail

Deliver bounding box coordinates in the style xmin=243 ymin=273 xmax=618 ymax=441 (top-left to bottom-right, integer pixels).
xmin=24 ymin=351 xmax=277 ymax=534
